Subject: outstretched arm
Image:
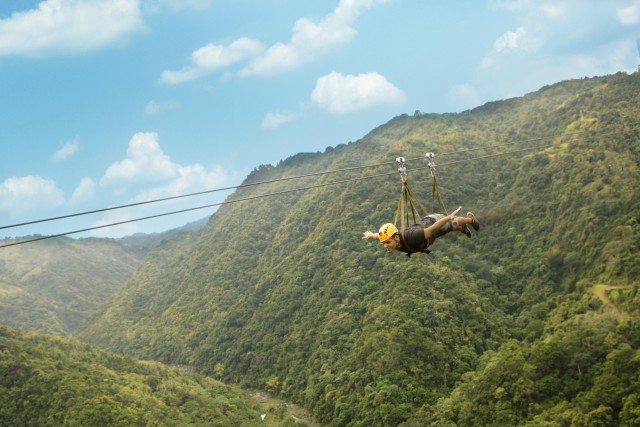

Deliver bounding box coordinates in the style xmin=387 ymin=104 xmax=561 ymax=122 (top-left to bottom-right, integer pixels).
xmin=362 ymin=231 xmax=379 ymax=240
xmin=423 ymin=206 xmax=462 ymax=239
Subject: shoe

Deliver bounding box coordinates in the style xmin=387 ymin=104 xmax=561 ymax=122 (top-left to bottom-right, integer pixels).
xmin=467 ymin=212 xmax=479 ymax=231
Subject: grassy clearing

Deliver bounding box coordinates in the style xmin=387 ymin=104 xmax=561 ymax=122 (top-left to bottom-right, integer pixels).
xmin=248 ymin=390 xmax=315 ymax=426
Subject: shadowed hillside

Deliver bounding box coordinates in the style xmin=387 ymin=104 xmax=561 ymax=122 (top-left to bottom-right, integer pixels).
xmin=79 ymin=72 xmax=640 ymax=426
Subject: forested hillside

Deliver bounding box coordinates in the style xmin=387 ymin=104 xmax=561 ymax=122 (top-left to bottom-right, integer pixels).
xmin=0 ymin=237 xmax=147 ymax=335
xmin=0 ymin=325 xmax=266 ymax=426
xmin=0 ymin=223 xmax=207 ymax=336
xmin=79 ymin=72 xmax=640 ymax=426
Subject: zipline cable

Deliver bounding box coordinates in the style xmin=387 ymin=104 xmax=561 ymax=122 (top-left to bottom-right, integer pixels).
xmin=0 ymin=139 xmax=566 ymax=249
xmin=0 ymin=160 xmax=396 ymax=231
xmin=0 ymin=169 xmax=399 ymax=249
xmin=0 ymin=125 xmax=634 ymax=246
xmin=1 ymin=126 xmax=632 ymax=232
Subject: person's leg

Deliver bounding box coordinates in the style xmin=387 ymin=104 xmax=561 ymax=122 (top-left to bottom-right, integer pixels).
xmin=466 ymin=212 xmax=480 ymax=230
xmin=453 ymin=213 xmax=479 ymax=238
xmin=455 ymin=213 xmax=479 ymax=229
xmin=425 ymin=213 xmax=478 ymax=239
xmin=455 ymin=216 xmax=473 ymax=226
xmin=424 ymin=214 xmax=459 ymax=239
xmin=453 ymin=216 xmax=472 ymax=238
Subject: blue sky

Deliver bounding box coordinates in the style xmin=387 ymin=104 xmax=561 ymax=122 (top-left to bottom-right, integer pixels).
xmin=1 ymin=0 xmax=639 ymax=240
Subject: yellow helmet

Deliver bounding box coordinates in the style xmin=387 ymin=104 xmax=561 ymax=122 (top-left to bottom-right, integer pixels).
xmin=378 ymin=223 xmax=398 ymax=242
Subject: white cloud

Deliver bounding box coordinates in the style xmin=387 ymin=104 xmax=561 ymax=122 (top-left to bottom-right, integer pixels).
xmin=101 ymin=132 xmax=228 ymax=196
xmin=144 ymin=100 xmax=162 ymax=115
xmin=472 ymin=0 xmax=640 ymax=113
xmin=51 ymin=138 xmax=79 ymax=162
xmin=144 ymin=100 xmax=179 ymax=115
xmin=618 ymin=0 xmax=640 ymax=25
xmin=161 ymin=0 xmax=390 ymax=83
xmin=479 ymin=0 xmax=640 ymax=81
xmin=0 ymin=176 xmax=65 ymax=216
xmin=91 ymin=140 xmax=229 ymax=237
xmin=89 ymin=209 xmax=142 ymax=238
xmin=447 ymin=84 xmax=481 ymax=110
xmin=142 ymin=0 xmax=210 ymax=12
xmin=311 ymin=71 xmax=406 ymax=114
xmin=493 ymin=27 xmax=527 ymax=52
xmin=540 ymin=4 xmax=563 ymax=18
xmin=479 ymin=57 xmax=494 ymax=69
xmin=481 ymin=26 xmax=539 ymax=68
xmin=240 ymin=0 xmax=390 ymax=77
xmin=160 ymin=38 xmax=265 ymax=85
xmin=489 ymin=0 xmax=532 ymax=11
xmin=100 ymin=132 xmax=177 ymax=187
xmin=0 ymin=0 xmax=144 ymax=58
xmin=134 ymin=163 xmax=227 ymax=201
xmin=70 ymin=177 xmax=96 ymax=204
xmin=262 ymin=111 xmax=298 ymax=129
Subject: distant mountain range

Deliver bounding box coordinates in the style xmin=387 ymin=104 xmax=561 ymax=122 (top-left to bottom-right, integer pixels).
xmin=0 ymin=216 xmax=209 ymax=336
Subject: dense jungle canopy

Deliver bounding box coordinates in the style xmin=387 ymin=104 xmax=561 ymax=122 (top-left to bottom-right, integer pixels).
xmin=0 ymin=325 xmax=274 ymax=426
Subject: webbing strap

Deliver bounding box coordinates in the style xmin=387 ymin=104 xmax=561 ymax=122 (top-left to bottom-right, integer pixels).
xmin=394 ymin=179 xmax=430 ymax=232
xmin=431 ymin=169 xmax=448 ymax=215
xmin=393 ymin=152 xmax=449 ymax=233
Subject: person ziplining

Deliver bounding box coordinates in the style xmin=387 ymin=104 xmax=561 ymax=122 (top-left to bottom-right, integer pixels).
xmin=362 ymin=154 xmax=480 ymax=257
xmin=362 ymin=206 xmax=479 ymax=256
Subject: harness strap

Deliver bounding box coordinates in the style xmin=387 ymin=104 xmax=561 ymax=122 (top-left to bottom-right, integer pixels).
xmin=394 ymin=178 xmax=429 ymax=233
xmin=393 ymin=153 xmax=449 ymax=237
xmin=431 ymin=168 xmax=448 ymax=215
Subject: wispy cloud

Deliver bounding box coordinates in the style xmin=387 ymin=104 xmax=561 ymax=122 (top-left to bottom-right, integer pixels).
xmin=483 ymin=1 xmax=640 ymax=67
xmin=160 ymin=0 xmax=391 ymax=83
xmin=262 ymin=111 xmax=298 ymax=129
xmin=311 ymin=71 xmax=405 ymax=114
xmin=0 ymin=0 xmax=144 ymax=58
xmin=143 ymin=0 xmax=211 ymax=12
xmin=239 ymin=0 xmax=390 ymax=77
xmin=70 ymin=177 xmax=97 ymax=204
xmin=474 ymin=0 xmax=640 ymax=106
xmin=90 ymin=161 xmax=228 ymax=237
xmin=160 ymin=38 xmax=265 ymax=85
xmin=617 ymin=0 xmax=640 ymax=25
xmin=144 ymin=100 xmax=179 ymax=116
xmin=51 ymin=138 xmax=80 ymax=162
xmin=446 ymin=84 xmax=480 ymax=110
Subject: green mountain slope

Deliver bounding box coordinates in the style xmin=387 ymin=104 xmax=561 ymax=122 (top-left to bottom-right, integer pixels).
xmin=0 ymin=325 xmax=265 ymax=426
xmin=79 ymin=72 xmax=640 ymax=426
xmin=0 ymin=222 xmax=207 ymax=336
xmin=0 ymin=237 xmax=147 ymax=335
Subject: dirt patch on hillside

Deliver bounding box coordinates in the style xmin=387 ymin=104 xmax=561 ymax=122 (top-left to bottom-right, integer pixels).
xmin=592 ymin=284 xmax=631 ymax=323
